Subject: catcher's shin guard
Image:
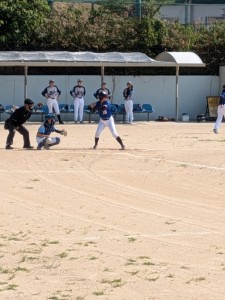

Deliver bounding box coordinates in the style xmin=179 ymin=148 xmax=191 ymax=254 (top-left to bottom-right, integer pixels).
xmin=49 ymin=137 xmax=60 ymax=147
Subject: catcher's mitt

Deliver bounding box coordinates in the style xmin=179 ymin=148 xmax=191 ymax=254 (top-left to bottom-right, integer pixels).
xmin=61 ymin=129 xmax=67 ymax=137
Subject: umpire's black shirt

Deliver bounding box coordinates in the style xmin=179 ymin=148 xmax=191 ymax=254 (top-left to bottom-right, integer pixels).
xmin=10 ymin=106 xmax=32 ymax=127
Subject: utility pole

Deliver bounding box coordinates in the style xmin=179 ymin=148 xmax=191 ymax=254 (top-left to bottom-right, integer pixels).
xmin=47 ymin=0 xmax=54 ymax=10
xmin=135 ymin=0 xmax=142 ymax=21
xmin=185 ymin=0 xmax=192 ymax=24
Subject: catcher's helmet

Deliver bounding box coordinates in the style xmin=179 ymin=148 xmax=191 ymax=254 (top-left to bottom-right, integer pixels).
xmin=45 ymin=113 xmax=55 ymax=120
xmin=98 ymin=91 xmax=108 ymax=100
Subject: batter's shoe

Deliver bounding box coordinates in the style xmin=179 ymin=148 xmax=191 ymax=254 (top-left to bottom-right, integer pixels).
xmin=59 ymin=120 xmax=64 ymax=124
xmin=93 ymin=145 xmax=97 ymax=150
xmin=213 ymin=129 xmax=218 ymax=134
xmin=5 ymin=145 xmax=13 ymax=150
xmin=121 ymin=145 xmax=125 ymax=150
xmin=23 ymin=145 xmax=34 ymax=150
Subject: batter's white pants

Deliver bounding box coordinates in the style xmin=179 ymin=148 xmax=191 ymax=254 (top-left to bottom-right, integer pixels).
xmin=47 ymin=98 xmax=60 ymax=115
xmin=214 ymin=105 xmax=225 ymax=130
xmin=95 ymin=116 xmax=118 ymax=138
xmin=124 ymin=100 xmax=133 ymax=123
xmin=74 ymin=97 xmax=84 ymax=122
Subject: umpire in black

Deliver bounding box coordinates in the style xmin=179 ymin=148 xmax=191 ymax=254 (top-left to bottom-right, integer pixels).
xmin=5 ymin=98 xmax=35 ymax=150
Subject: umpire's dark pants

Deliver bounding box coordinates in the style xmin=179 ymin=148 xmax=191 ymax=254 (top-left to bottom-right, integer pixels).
xmin=6 ymin=124 xmax=31 ymax=148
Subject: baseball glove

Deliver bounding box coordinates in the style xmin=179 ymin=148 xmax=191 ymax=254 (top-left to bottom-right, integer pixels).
xmin=61 ymin=129 xmax=67 ymax=137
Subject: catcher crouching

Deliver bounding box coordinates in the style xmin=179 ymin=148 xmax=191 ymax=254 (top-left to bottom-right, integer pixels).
xmin=36 ymin=113 xmax=67 ymax=150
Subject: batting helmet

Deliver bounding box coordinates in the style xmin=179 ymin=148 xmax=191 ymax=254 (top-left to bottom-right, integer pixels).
xmin=98 ymin=91 xmax=108 ymax=100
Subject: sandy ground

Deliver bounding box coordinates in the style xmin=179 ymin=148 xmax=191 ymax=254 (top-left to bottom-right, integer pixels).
xmin=0 ymin=120 xmax=225 ymax=300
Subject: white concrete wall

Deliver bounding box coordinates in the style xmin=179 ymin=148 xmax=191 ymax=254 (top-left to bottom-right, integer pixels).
xmin=0 ymin=75 xmax=219 ymax=121
xmin=160 ymin=4 xmax=225 ymax=24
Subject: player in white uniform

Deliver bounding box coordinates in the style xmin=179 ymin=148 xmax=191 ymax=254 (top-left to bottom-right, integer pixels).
xmin=70 ymin=78 xmax=86 ymax=123
xmin=89 ymin=91 xmax=125 ymax=150
xmin=42 ymin=79 xmax=64 ymax=124
xmin=123 ymin=81 xmax=134 ymax=124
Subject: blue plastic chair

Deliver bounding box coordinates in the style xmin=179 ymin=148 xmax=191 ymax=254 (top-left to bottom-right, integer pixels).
xmin=42 ymin=105 xmax=49 ymax=114
xmin=70 ymin=104 xmax=74 ymax=112
xmin=142 ymin=104 xmax=154 ymax=121
xmin=110 ymin=104 xmax=118 ymax=113
xmin=133 ymin=103 xmax=142 ymax=112
xmin=59 ymin=103 xmax=68 ymax=112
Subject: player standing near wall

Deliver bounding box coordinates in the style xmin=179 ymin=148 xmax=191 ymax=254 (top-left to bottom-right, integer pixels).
xmin=123 ymin=81 xmax=134 ymax=124
xmin=70 ymin=79 xmax=86 ymax=124
xmin=42 ymin=79 xmax=64 ymax=124
xmin=94 ymin=82 xmax=111 ymax=102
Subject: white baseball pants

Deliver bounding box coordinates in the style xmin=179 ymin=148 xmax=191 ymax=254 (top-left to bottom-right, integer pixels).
xmin=214 ymin=105 xmax=225 ymax=130
xmin=95 ymin=116 xmax=118 ymax=138
xmin=74 ymin=97 xmax=84 ymax=122
xmin=124 ymin=100 xmax=133 ymax=123
xmin=47 ymin=98 xmax=60 ymax=115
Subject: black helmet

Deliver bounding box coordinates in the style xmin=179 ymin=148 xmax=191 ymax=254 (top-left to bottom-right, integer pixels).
xmin=98 ymin=91 xmax=108 ymax=100
xmin=24 ymin=98 xmax=34 ymax=105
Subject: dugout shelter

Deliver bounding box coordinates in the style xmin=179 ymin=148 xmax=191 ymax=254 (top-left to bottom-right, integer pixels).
xmin=0 ymin=51 xmax=205 ymax=121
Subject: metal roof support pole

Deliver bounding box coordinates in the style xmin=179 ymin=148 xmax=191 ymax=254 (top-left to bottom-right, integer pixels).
xmin=101 ymin=65 xmax=104 ymax=83
xmin=176 ymin=65 xmax=179 ymax=121
xmin=24 ymin=65 xmax=28 ymax=100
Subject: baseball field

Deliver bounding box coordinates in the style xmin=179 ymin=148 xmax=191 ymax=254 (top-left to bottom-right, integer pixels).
xmin=0 ymin=121 xmax=225 ymax=300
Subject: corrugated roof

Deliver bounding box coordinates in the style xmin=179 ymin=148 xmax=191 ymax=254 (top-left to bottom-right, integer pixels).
xmin=0 ymin=51 xmax=176 ymax=67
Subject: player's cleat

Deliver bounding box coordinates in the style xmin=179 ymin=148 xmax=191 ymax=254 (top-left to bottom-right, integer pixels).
xmin=121 ymin=145 xmax=125 ymax=150
xmin=43 ymin=144 xmax=50 ymax=150
xmin=59 ymin=120 xmax=64 ymax=124
xmin=74 ymin=121 xmax=78 ymax=124
xmin=93 ymin=145 xmax=97 ymax=150
xmin=23 ymin=145 xmax=34 ymax=149
xmin=80 ymin=121 xmax=84 ymax=124
xmin=5 ymin=145 xmax=13 ymax=150
xmin=37 ymin=143 xmax=43 ymax=150
xmin=213 ymin=129 xmax=218 ymax=134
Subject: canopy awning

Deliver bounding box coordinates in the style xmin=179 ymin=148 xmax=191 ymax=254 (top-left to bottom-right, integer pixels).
xmin=0 ymin=51 xmax=176 ymax=67
xmin=155 ymin=51 xmax=204 ymax=67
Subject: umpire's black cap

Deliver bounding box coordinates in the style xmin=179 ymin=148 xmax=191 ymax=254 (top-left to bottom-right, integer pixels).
xmin=24 ymin=98 xmax=34 ymax=105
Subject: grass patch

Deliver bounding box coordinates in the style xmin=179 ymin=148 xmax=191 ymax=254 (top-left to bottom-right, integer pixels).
xmin=145 ymin=276 xmax=159 ymax=282
xmin=128 ymin=237 xmax=136 ymax=242
xmin=125 ymin=258 xmax=137 ymax=266
xmin=93 ymin=289 xmax=105 ymax=296
xmin=101 ymin=278 xmax=125 ymax=288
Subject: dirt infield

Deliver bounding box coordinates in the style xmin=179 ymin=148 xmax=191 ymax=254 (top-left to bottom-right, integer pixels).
xmin=0 ymin=121 xmax=225 ymax=300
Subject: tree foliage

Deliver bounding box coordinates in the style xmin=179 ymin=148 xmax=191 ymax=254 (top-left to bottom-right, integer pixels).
xmin=0 ymin=0 xmax=50 ymax=50
xmin=1 ymin=0 xmax=225 ymax=74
